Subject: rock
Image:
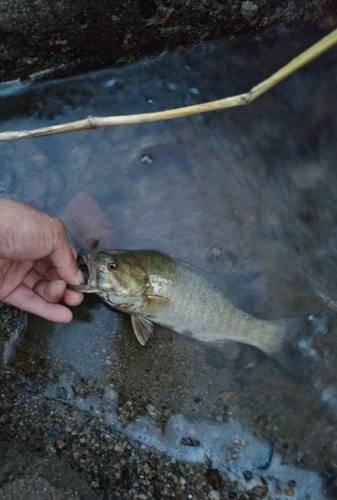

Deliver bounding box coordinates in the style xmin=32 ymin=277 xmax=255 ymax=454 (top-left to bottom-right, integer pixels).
xmin=114 ymin=441 xmax=128 ymax=455
xmin=208 ymin=490 xmax=220 ymax=500
xmin=0 ymin=414 xmax=11 ymax=425
xmin=143 ymin=462 xmax=151 ymax=474
xmin=139 ymin=0 xmax=157 ymax=20
xmin=180 ymin=437 xmax=201 ymax=447
xmin=242 ymin=470 xmax=253 ymax=481
xmin=56 ymin=440 xmax=65 ymax=450
xmin=206 ymin=468 xmax=222 ymax=491
xmin=250 ymin=484 xmax=268 ymax=498
xmin=240 ymin=1 xmax=258 ymax=21
xmin=284 ymin=484 xmax=295 ymax=496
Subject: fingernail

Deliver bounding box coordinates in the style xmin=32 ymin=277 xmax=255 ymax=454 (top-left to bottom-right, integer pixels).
xmin=76 ymin=269 xmax=85 ymax=284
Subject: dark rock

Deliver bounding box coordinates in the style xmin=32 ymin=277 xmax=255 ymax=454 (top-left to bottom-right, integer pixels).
xmin=250 ymin=484 xmax=268 ymax=498
xmin=180 ymin=437 xmax=201 ymax=447
xmin=0 ymin=414 xmax=11 ymax=425
xmin=206 ymin=468 xmax=222 ymax=490
xmin=242 ymin=470 xmax=253 ymax=481
xmin=139 ymin=0 xmax=157 ymax=19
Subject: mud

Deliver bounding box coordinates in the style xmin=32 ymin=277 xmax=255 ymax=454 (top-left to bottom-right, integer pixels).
xmin=0 ymin=0 xmax=335 ymax=82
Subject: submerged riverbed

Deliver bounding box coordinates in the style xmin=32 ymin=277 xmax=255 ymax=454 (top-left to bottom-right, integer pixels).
xmin=0 ymin=26 xmax=337 ymax=499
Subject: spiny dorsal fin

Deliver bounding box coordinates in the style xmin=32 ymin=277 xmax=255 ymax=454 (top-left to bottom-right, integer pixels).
xmin=131 ymin=315 xmax=154 ymax=346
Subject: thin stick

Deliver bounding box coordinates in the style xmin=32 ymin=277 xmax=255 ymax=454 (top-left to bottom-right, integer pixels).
xmin=0 ymin=28 xmax=336 ymax=141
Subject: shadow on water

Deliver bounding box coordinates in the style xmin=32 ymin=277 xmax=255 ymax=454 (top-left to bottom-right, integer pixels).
xmin=1 ymin=26 xmax=337 ymax=498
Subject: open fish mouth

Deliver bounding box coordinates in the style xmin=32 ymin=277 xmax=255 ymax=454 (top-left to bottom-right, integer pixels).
xmin=67 ymin=253 xmax=98 ymax=292
xmin=77 ymin=254 xmax=90 ymax=282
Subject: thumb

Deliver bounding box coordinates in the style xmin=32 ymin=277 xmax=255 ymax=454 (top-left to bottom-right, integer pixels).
xmin=49 ymin=220 xmax=84 ymax=285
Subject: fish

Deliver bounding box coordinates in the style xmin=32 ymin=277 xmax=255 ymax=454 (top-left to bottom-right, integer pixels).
xmin=69 ymin=249 xmax=327 ymax=376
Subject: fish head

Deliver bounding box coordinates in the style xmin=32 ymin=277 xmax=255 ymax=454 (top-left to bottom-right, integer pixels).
xmin=70 ymin=250 xmax=150 ymax=309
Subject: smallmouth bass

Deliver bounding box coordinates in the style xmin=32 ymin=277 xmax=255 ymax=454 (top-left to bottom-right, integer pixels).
xmin=69 ymin=250 xmax=327 ymax=372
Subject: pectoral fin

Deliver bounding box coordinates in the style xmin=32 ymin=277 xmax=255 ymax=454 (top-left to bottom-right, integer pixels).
xmin=131 ymin=315 xmax=154 ymax=346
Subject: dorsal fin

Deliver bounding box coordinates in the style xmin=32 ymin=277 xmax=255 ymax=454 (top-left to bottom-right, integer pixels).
xmin=131 ymin=315 xmax=154 ymax=345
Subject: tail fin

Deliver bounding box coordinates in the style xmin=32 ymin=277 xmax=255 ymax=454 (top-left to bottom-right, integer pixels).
xmin=267 ymin=313 xmax=328 ymax=381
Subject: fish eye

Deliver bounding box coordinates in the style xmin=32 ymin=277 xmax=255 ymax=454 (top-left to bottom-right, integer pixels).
xmin=107 ymin=261 xmax=117 ymax=272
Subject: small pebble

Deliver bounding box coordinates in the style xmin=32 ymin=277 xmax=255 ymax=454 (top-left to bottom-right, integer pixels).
xmin=139 ymin=153 xmax=154 ymax=167
xmin=114 ymin=441 xmax=127 ymax=454
xmin=240 ymin=1 xmax=258 ymax=21
xmin=143 ymin=463 xmax=151 ymax=474
xmin=0 ymin=414 xmax=11 ymax=424
xmin=208 ymin=490 xmax=220 ymax=500
xmin=56 ymin=439 xmax=65 ymax=449
xmin=242 ymin=470 xmax=253 ymax=481
xmin=250 ymin=484 xmax=268 ymax=498
xmin=284 ymin=485 xmax=295 ymax=496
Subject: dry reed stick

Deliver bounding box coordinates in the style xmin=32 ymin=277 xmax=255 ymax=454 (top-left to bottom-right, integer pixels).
xmin=0 ymin=28 xmax=336 ymax=142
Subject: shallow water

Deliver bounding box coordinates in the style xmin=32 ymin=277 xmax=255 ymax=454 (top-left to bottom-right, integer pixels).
xmin=1 ymin=26 xmax=337 ymax=498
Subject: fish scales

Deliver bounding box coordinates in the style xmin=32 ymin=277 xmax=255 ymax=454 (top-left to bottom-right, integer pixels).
xmin=146 ymin=258 xmax=286 ymax=353
xmin=68 ymin=249 xmax=327 ymax=372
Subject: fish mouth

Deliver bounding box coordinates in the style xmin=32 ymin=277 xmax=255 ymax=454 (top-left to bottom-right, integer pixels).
xmin=67 ymin=253 xmax=98 ymax=292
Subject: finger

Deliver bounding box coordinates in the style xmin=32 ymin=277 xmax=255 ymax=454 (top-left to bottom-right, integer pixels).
xmin=3 ymin=285 xmax=73 ymax=322
xmin=63 ymin=288 xmax=84 ymax=306
xmin=33 ymin=259 xmax=60 ymax=282
xmin=22 ymin=268 xmax=66 ymax=303
xmin=23 ymin=267 xmax=51 ymax=289
xmin=22 ymin=269 xmax=83 ymax=306
xmin=32 ymin=255 xmax=77 ymax=284
xmin=33 ymin=260 xmax=85 ymax=298
xmin=34 ymin=279 xmax=67 ymax=304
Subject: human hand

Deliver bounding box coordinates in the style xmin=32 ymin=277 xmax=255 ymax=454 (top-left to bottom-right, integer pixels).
xmin=0 ymin=199 xmax=84 ymax=322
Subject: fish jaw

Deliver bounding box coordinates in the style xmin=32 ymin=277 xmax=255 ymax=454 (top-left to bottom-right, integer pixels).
xmin=67 ymin=250 xmax=148 ymax=313
xmin=67 ymin=252 xmax=100 ymax=293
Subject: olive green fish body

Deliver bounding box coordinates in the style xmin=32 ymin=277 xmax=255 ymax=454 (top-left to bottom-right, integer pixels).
xmin=141 ymin=258 xmax=286 ymax=354
xmin=70 ymin=249 xmax=313 ymax=357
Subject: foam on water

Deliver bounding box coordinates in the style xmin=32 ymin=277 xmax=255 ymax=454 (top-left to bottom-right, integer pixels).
xmin=44 ymin=384 xmax=325 ymax=499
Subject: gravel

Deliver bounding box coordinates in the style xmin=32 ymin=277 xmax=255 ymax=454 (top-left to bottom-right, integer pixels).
xmin=0 ymin=370 xmax=257 ymax=500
